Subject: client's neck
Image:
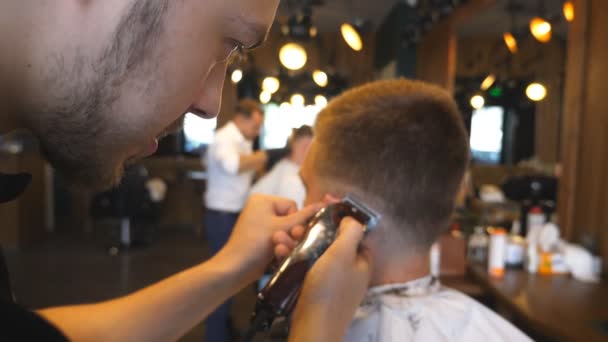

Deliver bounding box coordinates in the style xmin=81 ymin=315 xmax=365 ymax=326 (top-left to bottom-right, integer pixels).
xmin=370 ymin=250 xmax=430 ymax=287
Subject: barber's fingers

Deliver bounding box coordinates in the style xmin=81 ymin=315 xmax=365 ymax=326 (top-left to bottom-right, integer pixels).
xmin=271 ymin=224 xmax=307 ymax=259
xmin=272 ymin=231 xmax=297 ymax=249
xmin=274 ymin=244 xmax=291 ymax=259
xmin=326 ymin=217 xmax=367 ymax=262
xmin=290 ymin=225 xmax=306 ymax=240
xmin=271 ymin=204 xmax=322 ymax=259
xmin=275 ymin=203 xmax=323 ymax=230
xmin=325 ymin=217 xmax=371 ymax=285
xmin=271 ymin=197 xmax=299 ymax=216
xmin=323 ymin=193 xmax=341 ymax=205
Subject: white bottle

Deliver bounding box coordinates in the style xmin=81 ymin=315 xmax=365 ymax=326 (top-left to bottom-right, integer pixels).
xmin=527 ymin=206 xmax=546 ymax=246
xmin=526 ymin=243 xmax=539 ymax=274
xmin=488 ymin=228 xmax=507 ymax=278
xmin=430 ymin=242 xmax=441 ymax=278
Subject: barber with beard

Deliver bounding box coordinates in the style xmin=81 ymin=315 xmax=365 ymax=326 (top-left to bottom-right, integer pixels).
xmin=0 ymin=1 xmax=369 ymax=341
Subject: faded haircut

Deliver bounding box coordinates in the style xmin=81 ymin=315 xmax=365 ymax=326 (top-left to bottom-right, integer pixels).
xmin=313 ymin=79 xmax=469 ymax=248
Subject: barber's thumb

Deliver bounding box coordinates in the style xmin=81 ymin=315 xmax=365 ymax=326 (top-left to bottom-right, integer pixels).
xmin=276 ymin=203 xmax=323 ymax=231
xmin=327 ymin=217 xmax=365 ymax=259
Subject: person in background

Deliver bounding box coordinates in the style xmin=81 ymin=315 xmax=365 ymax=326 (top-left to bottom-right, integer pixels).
xmin=250 ymin=125 xmax=313 ymax=209
xmin=292 ymin=79 xmax=531 ymax=341
xmin=203 ymin=98 xmax=267 ymax=341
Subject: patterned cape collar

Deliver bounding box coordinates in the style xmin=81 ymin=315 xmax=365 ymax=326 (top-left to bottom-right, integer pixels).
xmin=363 ymin=275 xmax=441 ymax=305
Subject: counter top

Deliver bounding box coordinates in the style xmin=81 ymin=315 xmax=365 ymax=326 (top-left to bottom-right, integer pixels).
xmin=469 ymin=263 xmax=608 ymax=341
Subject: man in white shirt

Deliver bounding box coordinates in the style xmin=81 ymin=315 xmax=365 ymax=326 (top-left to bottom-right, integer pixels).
xmin=250 ymin=125 xmax=313 ymax=209
xmin=204 ymin=99 xmax=268 ymax=342
xmin=295 ymin=79 xmax=532 ymax=341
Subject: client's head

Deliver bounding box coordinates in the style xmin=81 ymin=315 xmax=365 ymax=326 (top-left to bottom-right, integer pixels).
xmin=300 ymin=79 xmax=469 ymax=284
xmin=287 ymin=125 xmax=314 ymax=166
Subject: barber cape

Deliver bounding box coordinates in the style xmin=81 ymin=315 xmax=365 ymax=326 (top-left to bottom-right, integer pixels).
xmin=344 ymin=276 xmax=532 ymax=342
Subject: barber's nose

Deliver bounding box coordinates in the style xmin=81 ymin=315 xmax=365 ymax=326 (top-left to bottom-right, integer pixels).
xmin=191 ymin=63 xmax=227 ymax=119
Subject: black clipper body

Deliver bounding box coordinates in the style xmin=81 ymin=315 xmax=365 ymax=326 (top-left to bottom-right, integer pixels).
xmin=245 ymin=194 xmax=381 ymax=339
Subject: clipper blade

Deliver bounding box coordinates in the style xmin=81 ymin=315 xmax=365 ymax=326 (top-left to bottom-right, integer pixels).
xmin=342 ymin=194 xmax=381 ymax=232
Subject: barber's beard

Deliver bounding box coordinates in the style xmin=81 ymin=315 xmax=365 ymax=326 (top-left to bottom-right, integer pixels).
xmin=31 ymin=0 xmax=170 ymax=191
xmin=36 ymin=80 xmax=127 ymax=191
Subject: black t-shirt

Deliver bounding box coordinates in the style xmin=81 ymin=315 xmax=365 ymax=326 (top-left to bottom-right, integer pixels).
xmin=0 ymin=172 xmax=68 ymax=341
xmin=0 ymin=300 xmax=68 ymax=341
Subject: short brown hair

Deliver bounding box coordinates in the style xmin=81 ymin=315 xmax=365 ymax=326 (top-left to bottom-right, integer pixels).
xmin=287 ymin=125 xmax=314 ymax=149
xmin=314 ymin=79 xmax=469 ymax=248
xmin=235 ymin=98 xmax=263 ymax=119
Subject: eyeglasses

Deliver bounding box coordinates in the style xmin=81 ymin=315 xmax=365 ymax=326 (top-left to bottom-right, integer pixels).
xmin=220 ymin=39 xmax=245 ymax=64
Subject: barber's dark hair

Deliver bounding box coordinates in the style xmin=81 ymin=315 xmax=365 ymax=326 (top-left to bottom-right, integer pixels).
xmin=314 ymin=79 xmax=469 ymax=249
xmin=287 ymin=125 xmax=314 ymax=149
xmin=235 ymin=98 xmax=263 ymax=119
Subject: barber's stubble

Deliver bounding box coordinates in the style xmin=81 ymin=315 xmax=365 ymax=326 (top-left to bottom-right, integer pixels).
xmin=31 ymin=0 xmax=172 ymax=190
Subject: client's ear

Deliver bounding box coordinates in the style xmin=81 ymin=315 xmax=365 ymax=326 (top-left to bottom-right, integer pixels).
xmin=322 ymin=193 xmax=341 ymax=204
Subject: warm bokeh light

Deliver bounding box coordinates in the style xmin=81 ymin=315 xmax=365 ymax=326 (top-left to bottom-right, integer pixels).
xmin=526 ymin=83 xmax=547 ymax=102
xmin=259 ymin=91 xmax=272 ymax=104
xmin=481 ymin=74 xmax=496 ymax=91
xmin=313 ymin=70 xmax=329 ymax=88
xmin=563 ymin=1 xmax=574 ymax=22
xmin=341 ymin=23 xmax=363 ymax=51
xmin=291 ymin=94 xmax=305 ymax=107
xmin=309 ymin=26 xmax=318 ymax=38
xmin=315 ymin=95 xmax=328 ymax=108
xmin=262 ymin=77 xmax=280 ymax=94
xmin=231 ymin=69 xmax=243 ymax=84
xmin=470 ymin=95 xmax=485 ymax=109
xmin=279 ymin=43 xmax=308 ymax=70
xmin=503 ymin=32 xmax=518 ymax=54
xmin=280 ymin=102 xmax=291 ymax=110
xmin=529 ymin=17 xmax=552 ymax=43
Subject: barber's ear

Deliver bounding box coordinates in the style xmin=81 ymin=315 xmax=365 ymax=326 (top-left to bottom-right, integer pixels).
xmin=322 ymin=193 xmax=341 ymax=204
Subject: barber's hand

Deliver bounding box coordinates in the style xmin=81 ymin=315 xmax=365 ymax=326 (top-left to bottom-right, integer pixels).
xmin=272 ymin=194 xmax=340 ymax=259
xmin=213 ymin=194 xmax=322 ymax=283
xmin=289 ymin=217 xmax=371 ymax=342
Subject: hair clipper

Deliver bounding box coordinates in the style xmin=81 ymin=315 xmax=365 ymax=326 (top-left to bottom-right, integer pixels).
xmin=243 ymin=194 xmax=381 ymax=341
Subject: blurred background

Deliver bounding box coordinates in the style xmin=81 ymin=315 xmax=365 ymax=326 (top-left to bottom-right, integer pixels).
xmin=2 ymin=0 xmax=608 ymax=341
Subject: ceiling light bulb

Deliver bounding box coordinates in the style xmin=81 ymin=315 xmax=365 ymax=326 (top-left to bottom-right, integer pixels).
xmin=259 ymin=90 xmax=272 ymax=104
xmin=313 ymin=70 xmax=329 ymax=87
xmin=262 ymin=77 xmax=280 ymax=94
xmin=563 ymin=2 xmax=574 ymax=22
xmin=470 ymin=95 xmax=485 ymax=109
xmin=279 ymin=43 xmax=308 ymax=70
xmin=341 ymin=23 xmax=363 ymax=51
xmin=526 ymin=83 xmax=547 ymax=102
xmin=315 ymin=95 xmax=328 ymax=108
xmin=291 ymin=94 xmax=305 ymax=107
xmin=231 ymin=69 xmax=243 ymax=84
xmin=481 ymin=74 xmax=496 ymax=91
xmin=503 ymin=32 xmax=518 ymax=54
xmin=530 ymin=17 xmax=552 ymax=43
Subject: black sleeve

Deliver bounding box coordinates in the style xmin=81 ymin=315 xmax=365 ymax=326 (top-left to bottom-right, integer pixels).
xmin=0 ymin=301 xmax=68 ymax=341
xmin=0 ymin=248 xmax=12 ymax=303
